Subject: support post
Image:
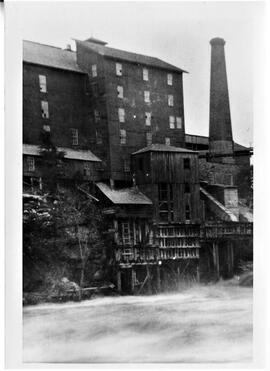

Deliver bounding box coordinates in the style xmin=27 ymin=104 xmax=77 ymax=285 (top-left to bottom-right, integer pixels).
xmin=227 ymin=241 xmax=234 ymax=277
xmin=131 ymin=267 xmax=136 ymax=294
xmin=196 ymin=261 xmax=200 ymax=282
xmin=156 ymin=265 xmax=161 ymax=292
xmin=117 ymin=270 xmax=122 ymax=292
xmin=213 ymin=242 xmax=220 ymax=280
xmin=146 ymin=265 xmax=151 ymax=294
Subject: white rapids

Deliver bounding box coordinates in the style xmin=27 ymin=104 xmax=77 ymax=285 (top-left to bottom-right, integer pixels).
xmin=23 ymin=281 xmax=252 ymax=364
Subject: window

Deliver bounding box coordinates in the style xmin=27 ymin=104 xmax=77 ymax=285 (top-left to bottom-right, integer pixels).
xmin=184 ymin=183 xmax=190 ymax=193
xmin=41 ymin=101 xmax=49 ymax=119
xmin=118 ymin=108 xmax=125 ymax=122
xmin=146 ymin=132 xmax=152 ymax=146
xmin=169 ymin=116 xmax=175 ymax=129
xmin=94 ymin=109 xmax=100 ymax=123
xmin=92 ymin=83 xmax=99 ymax=97
xmin=185 ymin=204 xmax=191 ymax=221
xmin=143 ymin=68 xmax=149 ymax=81
xmin=27 ymin=156 xmax=35 ymax=172
xmin=117 ymin=86 xmax=123 ymax=98
xmin=158 ymin=183 xmax=174 ymax=222
xmin=83 ymin=162 xmax=91 ymax=176
xmin=138 ymin=158 xmax=144 ymax=171
xmin=165 ymin=137 xmax=170 ymax=146
xmin=120 ymin=129 xmax=127 ymax=144
xmin=39 ymin=75 xmax=47 ymax=93
xmin=71 ymin=128 xmax=78 ymax=145
xmin=145 ymin=112 xmax=151 ymax=126
xmin=96 ymin=130 xmax=102 ymax=144
xmin=43 ymin=125 xmax=50 ymax=132
xmin=123 ymin=159 xmax=130 ymax=173
xmin=144 ymin=91 xmax=150 ymax=103
xmin=116 ymin=62 xmax=122 ymax=76
xmin=176 ymin=117 xmax=182 ymax=129
xmin=184 ymin=158 xmax=190 ymax=169
xmin=168 ymin=95 xmax=174 ymax=106
xmin=167 ymin=73 xmax=173 ymax=86
xmin=91 ymin=64 xmax=97 ymax=77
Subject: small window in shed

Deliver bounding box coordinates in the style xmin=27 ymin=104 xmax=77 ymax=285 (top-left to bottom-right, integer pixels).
xmin=146 ymin=132 xmax=152 ymax=146
xmin=94 ymin=109 xmax=101 ymax=123
xmin=116 ymin=62 xmax=122 ymax=76
xmin=83 ymin=162 xmax=91 ymax=176
xmin=117 ymin=86 xmax=124 ymax=98
xmin=41 ymin=101 xmax=49 ymax=119
xmin=145 ymin=112 xmax=151 ymax=126
xmin=176 ymin=117 xmax=182 ymax=129
xmin=143 ymin=68 xmax=149 ymax=81
xmin=165 ymin=137 xmax=170 ymax=146
xmin=120 ymin=129 xmax=127 ymax=144
xmin=91 ymin=64 xmax=97 ymax=77
xmin=39 ymin=75 xmax=47 ymax=93
xmin=168 ymin=95 xmax=174 ymax=106
xmin=184 ymin=158 xmax=190 ymax=169
xmin=138 ymin=158 xmax=144 ymax=171
xmin=144 ymin=91 xmax=150 ymax=103
xmin=27 ymin=156 xmax=35 ymax=172
xmin=118 ymin=108 xmax=125 ymax=122
xmin=71 ymin=128 xmax=78 ymax=145
xmin=167 ymin=73 xmax=173 ymax=86
xmin=169 ymin=116 xmax=175 ymax=129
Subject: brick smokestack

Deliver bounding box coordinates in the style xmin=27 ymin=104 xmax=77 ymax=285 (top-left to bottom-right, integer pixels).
xmin=209 ymin=37 xmax=233 ymax=156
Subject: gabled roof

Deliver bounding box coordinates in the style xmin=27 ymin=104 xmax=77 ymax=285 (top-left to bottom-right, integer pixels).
xmin=76 ymin=39 xmax=187 ymax=73
xmin=23 ymin=144 xmax=102 ymax=162
xmin=96 ymin=182 xmax=153 ymax=205
xmin=132 ymin=144 xmax=197 ymax=155
xmin=23 ymin=40 xmax=84 ymax=73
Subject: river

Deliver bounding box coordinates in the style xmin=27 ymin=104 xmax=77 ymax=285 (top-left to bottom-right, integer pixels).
xmin=23 ymin=281 xmax=252 ymax=364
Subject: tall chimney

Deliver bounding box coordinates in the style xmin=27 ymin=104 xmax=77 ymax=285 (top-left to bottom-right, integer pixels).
xmin=209 ymin=37 xmax=233 ymax=157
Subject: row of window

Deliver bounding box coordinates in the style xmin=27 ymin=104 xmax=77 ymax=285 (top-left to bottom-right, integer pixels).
xmin=118 ymin=108 xmax=181 ymax=128
xmin=25 ymin=156 xmax=92 ymax=176
xmin=91 ymin=63 xmax=174 ymax=86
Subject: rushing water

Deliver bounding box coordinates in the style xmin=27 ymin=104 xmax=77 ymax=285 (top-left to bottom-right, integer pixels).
xmin=23 ymin=281 xmax=252 ymax=364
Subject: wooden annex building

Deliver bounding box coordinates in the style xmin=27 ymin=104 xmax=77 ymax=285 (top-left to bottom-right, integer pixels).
xmin=23 ymin=35 xmax=253 ymax=294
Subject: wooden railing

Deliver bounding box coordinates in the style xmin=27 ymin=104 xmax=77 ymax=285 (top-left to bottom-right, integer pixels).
xmin=201 ymin=222 xmax=253 ymax=239
xmin=116 ymin=246 xmax=199 ymax=264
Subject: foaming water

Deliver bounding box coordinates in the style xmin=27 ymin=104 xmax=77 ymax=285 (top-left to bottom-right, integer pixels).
xmin=23 ymin=282 xmax=252 ymax=363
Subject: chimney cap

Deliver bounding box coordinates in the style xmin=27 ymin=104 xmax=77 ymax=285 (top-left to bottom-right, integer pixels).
xmin=210 ymin=37 xmax=225 ymax=46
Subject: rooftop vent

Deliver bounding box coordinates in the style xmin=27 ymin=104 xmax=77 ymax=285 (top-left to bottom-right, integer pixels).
xmin=85 ymin=36 xmax=107 ymax=46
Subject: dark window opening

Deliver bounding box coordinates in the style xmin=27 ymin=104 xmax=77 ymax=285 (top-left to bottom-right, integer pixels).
xmin=184 ymin=183 xmax=190 ymax=193
xmin=139 ymin=158 xmax=144 ymax=171
xmin=184 ymin=158 xmax=190 ymax=169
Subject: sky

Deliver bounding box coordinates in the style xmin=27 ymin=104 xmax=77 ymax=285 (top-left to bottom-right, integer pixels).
xmin=9 ymin=1 xmax=264 ymax=146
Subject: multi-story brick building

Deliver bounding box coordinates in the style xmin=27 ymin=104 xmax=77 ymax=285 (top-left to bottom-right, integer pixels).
xmin=23 ymin=36 xmax=253 ymax=293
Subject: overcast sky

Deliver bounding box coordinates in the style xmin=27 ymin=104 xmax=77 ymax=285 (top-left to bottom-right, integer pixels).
xmin=11 ymin=1 xmax=264 ymax=146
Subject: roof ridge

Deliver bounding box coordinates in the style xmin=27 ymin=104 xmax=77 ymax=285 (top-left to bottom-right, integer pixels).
xmin=23 ymin=39 xmax=75 ymax=53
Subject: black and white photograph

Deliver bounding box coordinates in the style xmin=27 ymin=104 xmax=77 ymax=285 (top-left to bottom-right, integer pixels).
xmin=4 ymin=0 xmax=268 ymax=367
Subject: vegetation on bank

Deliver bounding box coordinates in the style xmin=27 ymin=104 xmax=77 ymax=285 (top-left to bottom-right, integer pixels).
xmin=23 ymin=132 xmax=115 ymax=303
